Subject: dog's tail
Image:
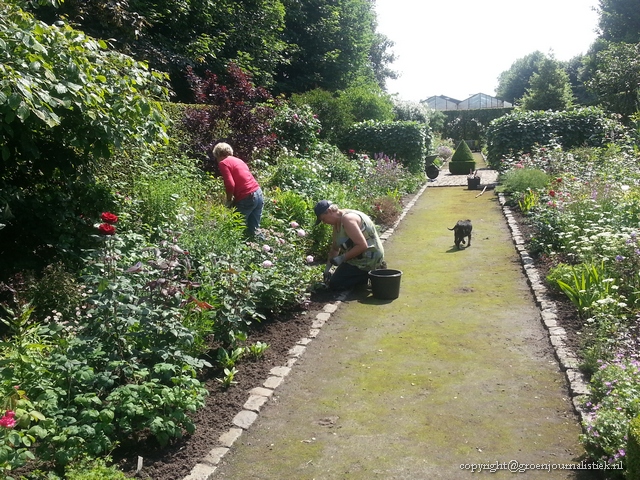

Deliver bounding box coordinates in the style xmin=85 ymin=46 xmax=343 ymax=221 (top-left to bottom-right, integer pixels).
xmin=447 ymin=227 xmax=455 ymax=231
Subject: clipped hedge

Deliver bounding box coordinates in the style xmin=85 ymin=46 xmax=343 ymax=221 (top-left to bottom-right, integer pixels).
xmin=441 ymin=107 xmax=513 ymax=146
xmin=449 ymin=139 xmax=476 ymax=175
xmin=342 ymin=120 xmax=431 ymax=174
xmin=485 ymin=107 xmax=629 ymax=169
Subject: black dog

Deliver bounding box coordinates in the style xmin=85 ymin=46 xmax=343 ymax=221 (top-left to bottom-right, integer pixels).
xmin=448 ymin=220 xmax=472 ymax=249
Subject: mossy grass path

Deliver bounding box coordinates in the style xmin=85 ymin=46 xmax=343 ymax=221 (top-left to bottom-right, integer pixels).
xmin=213 ymin=186 xmax=593 ymax=479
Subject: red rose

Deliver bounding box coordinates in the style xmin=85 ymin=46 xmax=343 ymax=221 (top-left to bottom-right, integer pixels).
xmin=549 ymin=190 xmax=556 ymax=197
xmin=101 ymin=212 xmax=118 ymax=224
xmin=98 ymin=223 xmax=116 ymax=235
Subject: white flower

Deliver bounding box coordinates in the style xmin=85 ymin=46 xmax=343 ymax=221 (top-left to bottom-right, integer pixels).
xmin=306 ymin=255 xmax=314 ymax=264
xmin=262 ymin=260 xmax=273 ymax=268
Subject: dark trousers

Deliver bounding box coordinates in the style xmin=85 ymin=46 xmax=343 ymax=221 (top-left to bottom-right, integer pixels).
xmin=329 ymin=262 xmax=370 ymax=291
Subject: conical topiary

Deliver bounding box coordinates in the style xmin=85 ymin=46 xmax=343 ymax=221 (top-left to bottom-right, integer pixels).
xmin=448 ymin=140 xmax=476 ymax=175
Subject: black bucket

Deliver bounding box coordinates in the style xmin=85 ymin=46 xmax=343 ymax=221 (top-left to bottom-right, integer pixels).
xmin=368 ymin=269 xmax=403 ymax=300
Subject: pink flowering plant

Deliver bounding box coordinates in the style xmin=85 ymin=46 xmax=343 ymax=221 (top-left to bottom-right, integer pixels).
xmin=0 ymin=307 xmax=48 ymax=476
xmin=581 ymin=356 xmax=640 ymax=470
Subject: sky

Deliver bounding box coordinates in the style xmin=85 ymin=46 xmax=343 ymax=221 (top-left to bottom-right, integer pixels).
xmin=374 ymin=0 xmax=601 ymax=102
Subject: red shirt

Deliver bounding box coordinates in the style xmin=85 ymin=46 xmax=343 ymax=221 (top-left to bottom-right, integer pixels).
xmin=218 ymin=156 xmax=260 ymax=202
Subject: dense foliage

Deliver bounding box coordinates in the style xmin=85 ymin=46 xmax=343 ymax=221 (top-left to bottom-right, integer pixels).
xmin=497 ymin=144 xmax=640 ymax=475
xmin=586 ymin=42 xmax=640 ymax=120
xmin=26 ymin=0 xmax=396 ymax=101
xmin=520 ymin=56 xmax=574 ymax=111
xmin=0 ymin=1 xmax=170 ymax=276
xmin=343 ymin=120 xmax=431 ymax=174
xmin=440 ymin=108 xmax=512 ymax=147
xmin=596 ymin=0 xmax=640 ymax=44
xmin=485 ymin=108 xmax=629 ymax=168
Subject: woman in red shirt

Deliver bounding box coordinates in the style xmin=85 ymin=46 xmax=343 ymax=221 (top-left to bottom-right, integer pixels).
xmin=212 ymin=142 xmax=264 ymax=237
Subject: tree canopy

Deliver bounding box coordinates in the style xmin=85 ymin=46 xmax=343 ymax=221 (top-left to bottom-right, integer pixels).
xmin=0 ymin=0 xmax=170 ymax=186
xmin=274 ymin=0 xmax=386 ymax=95
xmin=27 ymin=0 xmax=396 ymax=100
xmin=521 ymin=56 xmax=574 ymax=111
xmin=495 ymin=51 xmax=546 ymax=104
xmin=586 ymin=41 xmax=640 ymax=119
xmin=596 ymin=0 xmax=640 ymax=43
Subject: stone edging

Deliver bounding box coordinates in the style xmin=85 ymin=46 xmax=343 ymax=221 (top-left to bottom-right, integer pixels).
xmin=183 ymin=182 xmax=431 ymax=480
xmin=498 ymin=193 xmax=590 ymax=422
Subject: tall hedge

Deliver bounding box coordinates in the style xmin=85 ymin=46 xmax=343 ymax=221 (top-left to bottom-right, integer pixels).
xmin=343 ymin=120 xmax=431 ymax=174
xmin=441 ymin=107 xmax=513 ymax=145
xmin=485 ymin=107 xmax=629 ymax=168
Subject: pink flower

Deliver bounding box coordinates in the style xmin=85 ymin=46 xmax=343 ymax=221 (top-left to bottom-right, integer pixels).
xmin=0 ymin=411 xmax=16 ymax=429
xmin=262 ymin=244 xmax=271 ymax=252
xmin=277 ymin=238 xmax=286 ymax=245
xmin=262 ymin=260 xmax=273 ymax=268
xmin=306 ymin=255 xmax=314 ymax=264
xmin=290 ymin=221 xmax=299 ymax=228
xmin=296 ymin=229 xmax=306 ymax=237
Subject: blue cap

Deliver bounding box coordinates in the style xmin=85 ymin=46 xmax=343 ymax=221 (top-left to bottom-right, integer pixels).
xmin=314 ymin=200 xmax=332 ymax=225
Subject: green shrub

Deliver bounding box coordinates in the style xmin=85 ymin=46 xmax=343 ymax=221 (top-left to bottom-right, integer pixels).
xmin=581 ymin=357 xmax=640 ymax=472
xmin=450 ymin=139 xmax=475 ymax=162
xmin=441 ymin=107 xmax=512 ymax=146
xmin=271 ymin=103 xmax=321 ymax=154
xmin=65 ymin=456 xmax=129 ymax=480
xmin=497 ymin=168 xmax=549 ymax=195
xmin=545 ymin=263 xmax=574 ymax=293
xmin=448 ymin=140 xmax=476 ymax=175
xmin=627 ymin=415 xmax=640 ymax=480
xmin=343 ymin=120 xmax=430 ymax=174
xmin=266 ymin=156 xmax=326 ymax=200
xmin=263 ymin=188 xmax=313 ymax=228
xmin=339 ymin=85 xmax=395 ymax=124
xmin=290 ymin=89 xmax=354 ymax=144
xmin=485 ymin=107 xmax=630 ymax=169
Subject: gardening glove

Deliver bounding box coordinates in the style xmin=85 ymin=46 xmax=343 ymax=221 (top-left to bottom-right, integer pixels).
xmin=330 ymin=254 xmax=345 ymax=267
xmin=323 ymin=264 xmax=332 ymax=283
